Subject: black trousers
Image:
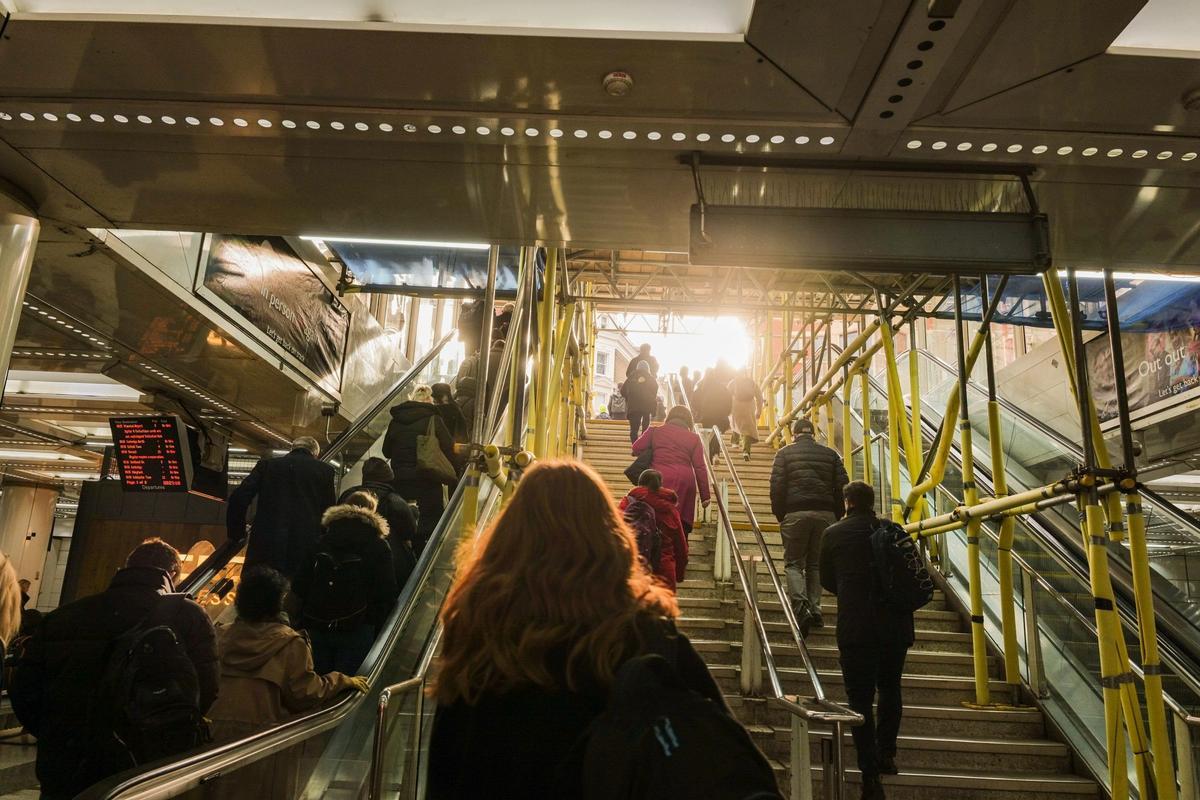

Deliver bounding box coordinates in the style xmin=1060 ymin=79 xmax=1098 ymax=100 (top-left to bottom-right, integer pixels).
xmin=628 ymin=411 xmax=651 ymax=443
xmin=838 ymin=643 xmax=908 ymax=779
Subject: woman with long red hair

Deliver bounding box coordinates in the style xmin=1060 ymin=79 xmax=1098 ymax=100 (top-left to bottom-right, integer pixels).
xmin=428 ymin=459 xmax=726 ymax=799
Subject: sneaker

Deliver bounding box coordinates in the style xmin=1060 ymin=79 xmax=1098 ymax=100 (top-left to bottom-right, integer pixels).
xmin=860 ymin=775 xmax=886 ymax=800
xmin=742 ymin=453 xmax=751 ymax=462
xmin=878 ymin=754 xmax=898 ymax=775
xmin=810 ymin=613 xmax=825 ymax=630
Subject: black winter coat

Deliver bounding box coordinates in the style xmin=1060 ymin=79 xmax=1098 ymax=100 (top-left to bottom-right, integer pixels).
xmin=819 ymin=510 xmax=915 ymax=648
xmin=769 ymin=434 xmax=849 ymax=519
xmin=338 ymin=481 xmax=421 ymax=586
xmin=292 ymin=505 xmax=400 ymax=630
xmin=693 ymin=378 xmax=733 ymax=430
xmin=621 ymin=371 xmax=658 ymax=415
xmin=428 ymin=618 xmax=726 ymax=799
xmin=11 ymin=567 xmax=219 ymax=798
xmin=625 ymin=353 xmax=659 ymax=379
xmin=227 ymin=448 xmax=337 ymax=577
xmin=383 ymin=402 xmax=456 ymax=484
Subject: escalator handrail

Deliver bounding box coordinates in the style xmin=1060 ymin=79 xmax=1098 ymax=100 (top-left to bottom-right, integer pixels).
xmin=841 ymin=393 xmax=1200 ymax=704
xmin=931 ymin=480 xmax=1200 ymax=725
xmin=87 ymin=468 xmax=480 ymax=800
xmin=912 ymin=348 xmax=1200 ymax=536
xmin=176 ymin=331 xmax=456 ymax=598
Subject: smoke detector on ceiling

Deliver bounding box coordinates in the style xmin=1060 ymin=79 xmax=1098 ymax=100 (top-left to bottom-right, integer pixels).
xmin=603 ymin=71 xmax=634 ymax=97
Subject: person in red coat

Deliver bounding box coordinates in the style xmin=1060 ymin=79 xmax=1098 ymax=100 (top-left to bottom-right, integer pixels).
xmin=619 ymin=470 xmax=689 ymax=591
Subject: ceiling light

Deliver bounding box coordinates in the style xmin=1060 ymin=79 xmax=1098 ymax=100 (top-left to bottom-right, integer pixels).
xmin=301 ymin=235 xmax=490 ymax=250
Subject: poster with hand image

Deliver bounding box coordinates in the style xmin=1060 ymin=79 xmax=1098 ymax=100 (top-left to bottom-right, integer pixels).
xmin=199 ymin=235 xmax=349 ymax=392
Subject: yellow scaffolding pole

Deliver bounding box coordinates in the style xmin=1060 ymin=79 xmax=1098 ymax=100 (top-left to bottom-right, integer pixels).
xmin=531 ymin=248 xmax=559 ymax=457
xmin=841 ymin=378 xmax=853 ymax=466
xmin=859 ymin=369 xmax=872 ymax=483
xmin=987 ymin=402 xmax=1020 ymax=692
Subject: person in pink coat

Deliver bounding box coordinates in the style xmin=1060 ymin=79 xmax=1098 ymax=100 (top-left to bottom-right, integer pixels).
xmin=631 ymin=405 xmax=711 ymax=533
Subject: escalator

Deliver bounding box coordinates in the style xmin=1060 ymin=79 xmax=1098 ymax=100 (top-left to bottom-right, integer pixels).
xmin=78 ymin=319 xmax=529 ymax=799
xmin=832 ymin=348 xmax=1200 ymax=789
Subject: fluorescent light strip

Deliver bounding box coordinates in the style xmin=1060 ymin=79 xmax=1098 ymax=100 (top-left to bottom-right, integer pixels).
xmin=301 ymin=235 xmax=490 ymax=250
xmin=1072 ymin=270 xmax=1200 ymax=283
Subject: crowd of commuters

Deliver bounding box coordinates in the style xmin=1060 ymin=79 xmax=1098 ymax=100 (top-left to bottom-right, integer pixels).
xmin=0 ymin=316 xmax=916 ymax=800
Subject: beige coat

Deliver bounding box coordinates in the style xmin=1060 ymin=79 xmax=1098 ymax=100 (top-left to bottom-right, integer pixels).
xmin=204 ymin=620 xmax=356 ymax=799
xmin=728 ymin=377 xmax=764 ymax=441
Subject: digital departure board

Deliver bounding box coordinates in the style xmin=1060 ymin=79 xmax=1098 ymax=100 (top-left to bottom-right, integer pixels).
xmin=110 ymin=416 xmax=193 ymax=492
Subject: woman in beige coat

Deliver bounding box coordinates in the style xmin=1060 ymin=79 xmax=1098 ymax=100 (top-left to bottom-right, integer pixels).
xmin=728 ymin=368 xmax=765 ymax=461
xmin=205 ymin=567 xmax=367 ymax=799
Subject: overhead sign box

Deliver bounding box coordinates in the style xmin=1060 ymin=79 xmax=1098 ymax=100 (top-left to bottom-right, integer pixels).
xmin=689 ymin=205 xmax=1051 ymax=274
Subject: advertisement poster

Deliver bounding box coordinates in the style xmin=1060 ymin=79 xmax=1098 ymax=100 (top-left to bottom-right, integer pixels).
xmin=200 ymin=235 xmax=349 ymax=387
xmin=1087 ymin=310 xmax=1200 ymax=425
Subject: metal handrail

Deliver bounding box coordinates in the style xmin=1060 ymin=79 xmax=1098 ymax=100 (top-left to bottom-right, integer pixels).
xmin=85 ymin=472 xmax=478 ymax=800
xmin=839 ymin=389 xmax=1200 ymax=711
xmin=913 ymin=348 xmax=1200 ymax=541
xmin=91 ymin=373 xmax=522 ymax=800
xmin=369 ymin=624 xmax=444 ymax=800
xmin=177 ymin=331 xmax=457 ymax=598
xmin=668 ymin=376 xmax=860 ymax=800
xmin=845 ymin=357 xmax=1200 ymax=701
xmin=932 ymin=481 xmax=1200 ymax=725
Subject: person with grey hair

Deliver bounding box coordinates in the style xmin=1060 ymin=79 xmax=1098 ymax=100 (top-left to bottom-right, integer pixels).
xmin=227 ymin=436 xmax=337 ymax=577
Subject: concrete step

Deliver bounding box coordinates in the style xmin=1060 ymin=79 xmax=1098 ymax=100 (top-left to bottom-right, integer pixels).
xmin=748 ymin=728 xmax=1073 ymax=774
xmin=688 ymin=638 xmax=995 ymax=678
xmin=726 ymin=697 xmax=1049 ymax=740
xmin=809 ymin=765 xmax=1098 ymax=800
xmin=710 ymin=665 xmax=1010 ymax=707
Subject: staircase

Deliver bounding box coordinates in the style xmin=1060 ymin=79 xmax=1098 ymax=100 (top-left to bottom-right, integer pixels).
xmin=581 ymin=418 xmax=1099 ymax=800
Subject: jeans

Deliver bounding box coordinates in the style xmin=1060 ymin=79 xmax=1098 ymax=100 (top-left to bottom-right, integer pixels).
xmin=779 ymin=509 xmax=836 ymax=620
xmin=839 ymin=644 xmax=908 ymax=779
xmin=309 ymin=621 xmax=377 ymax=675
xmin=628 ymin=411 xmax=651 ymax=443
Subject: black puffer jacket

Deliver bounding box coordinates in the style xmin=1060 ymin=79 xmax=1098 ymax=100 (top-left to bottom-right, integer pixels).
xmin=382 ymin=402 xmax=455 ymax=483
xmin=769 ymin=434 xmax=849 ymax=519
xmin=292 ymin=504 xmax=400 ymax=630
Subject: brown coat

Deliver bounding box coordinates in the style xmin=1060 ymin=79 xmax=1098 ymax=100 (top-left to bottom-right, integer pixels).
xmin=205 ymin=620 xmax=356 ymax=799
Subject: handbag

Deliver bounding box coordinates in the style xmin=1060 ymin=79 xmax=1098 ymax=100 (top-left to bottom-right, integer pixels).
xmin=417 ymin=416 xmax=457 ymax=485
xmin=624 ymin=440 xmax=654 ymax=485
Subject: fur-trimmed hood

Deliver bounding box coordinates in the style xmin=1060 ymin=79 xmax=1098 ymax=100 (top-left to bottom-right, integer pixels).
xmin=321 ymin=503 xmax=390 ymax=538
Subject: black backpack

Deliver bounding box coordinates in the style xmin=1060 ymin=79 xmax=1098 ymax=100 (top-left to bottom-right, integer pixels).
xmin=869 ymin=519 xmax=935 ymax=612
xmin=573 ymin=632 xmax=781 ymax=800
xmin=622 ymin=497 xmax=662 ymax=574
xmin=96 ymin=596 xmax=205 ymax=768
xmin=302 ymin=545 xmax=373 ymax=629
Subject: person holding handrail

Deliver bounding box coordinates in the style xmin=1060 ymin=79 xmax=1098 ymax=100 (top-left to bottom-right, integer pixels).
xmin=820 ymin=481 xmax=913 ymax=800
xmin=769 ymin=417 xmax=848 ymax=634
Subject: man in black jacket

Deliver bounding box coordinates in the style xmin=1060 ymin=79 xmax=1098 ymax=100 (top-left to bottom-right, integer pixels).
xmin=625 ymin=343 xmax=659 ymax=379
xmin=227 ymin=436 xmax=337 ymax=577
xmin=11 ymin=539 xmax=219 ymax=800
xmin=820 ymin=482 xmax=914 ymax=800
xmin=769 ymin=418 xmax=849 ymax=631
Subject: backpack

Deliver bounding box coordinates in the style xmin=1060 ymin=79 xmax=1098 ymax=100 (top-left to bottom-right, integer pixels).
xmin=611 ymin=394 xmax=627 ymax=414
xmin=302 ymin=544 xmax=374 ymax=629
xmin=869 ymin=519 xmax=935 ymax=612
xmin=622 ymin=497 xmax=662 ymax=574
xmin=573 ymin=631 xmax=781 ymax=800
xmin=96 ymin=596 xmax=205 ymax=768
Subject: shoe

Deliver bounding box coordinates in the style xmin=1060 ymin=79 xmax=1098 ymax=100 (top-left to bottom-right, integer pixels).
xmin=743 ymin=453 xmax=751 ymax=462
xmin=810 ymin=614 xmax=825 ymax=630
xmin=878 ymin=754 xmax=898 ymax=775
xmin=860 ymin=775 xmax=886 ymax=800
xmin=794 ymin=607 xmax=814 ymax=637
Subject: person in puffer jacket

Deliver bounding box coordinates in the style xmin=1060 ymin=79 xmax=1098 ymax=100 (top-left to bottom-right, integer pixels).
xmin=769 ymin=418 xmax=849 ymax=633
xmin=619 ymin=469 xmax=689 ymax=591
